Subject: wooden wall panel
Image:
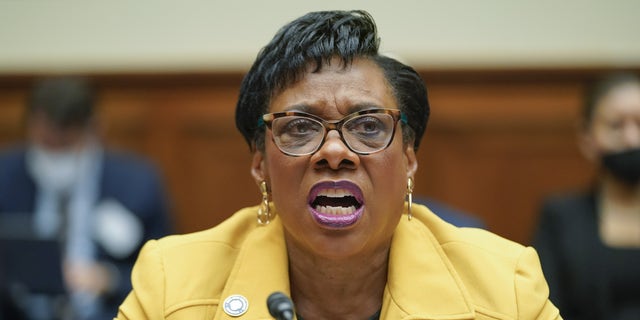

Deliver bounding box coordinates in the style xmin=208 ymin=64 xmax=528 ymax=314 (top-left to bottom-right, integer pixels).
xmin=95 ymin=77 xmax=258 ymax=232
xmin=0 ymin=69 xmax=627 ymax=244
xmin=417 ymin=75 xmax=597 ymax=243
xmin=0 ymin=88 xmax=26 ymax=147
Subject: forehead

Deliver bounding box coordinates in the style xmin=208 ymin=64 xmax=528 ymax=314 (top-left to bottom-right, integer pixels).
xmin=596 ymin=83 xmax=640 ymax=118
xmin=269 ymin=58 xmax=396 ymax=115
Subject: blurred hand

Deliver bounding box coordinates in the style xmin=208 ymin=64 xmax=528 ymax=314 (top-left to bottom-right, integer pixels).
xmin=63 ymin=260 xmax=114 ymax=295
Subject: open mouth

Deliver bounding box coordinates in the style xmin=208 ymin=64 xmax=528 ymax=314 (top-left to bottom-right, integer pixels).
xmin=308 ymin=181 xmax=364 ymax=228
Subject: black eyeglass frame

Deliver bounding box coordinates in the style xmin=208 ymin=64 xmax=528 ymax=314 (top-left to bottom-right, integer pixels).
xmin=257 ymin=108 xmax=408 ymax=156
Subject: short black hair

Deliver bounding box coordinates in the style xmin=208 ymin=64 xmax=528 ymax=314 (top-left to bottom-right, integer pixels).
xmin=582 ymin=72 xmax=640 ymax=128
xmin=235 ymin=10 xmax=430 ymax=152
xmin=28 ymin=76 xmax=96 ymax=128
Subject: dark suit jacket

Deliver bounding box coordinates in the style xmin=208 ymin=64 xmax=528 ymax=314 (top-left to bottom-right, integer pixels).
xmin=0 ymin=147 xmax=173 ymax=319
xmin=414 ymin=196 xmax=486 ymax=229
xmin=532 ymin=191 xmax=640 ymax=320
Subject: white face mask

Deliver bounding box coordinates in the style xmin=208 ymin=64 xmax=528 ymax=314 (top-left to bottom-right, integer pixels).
xmin=27 ymin=147 xmax=81 ymax=193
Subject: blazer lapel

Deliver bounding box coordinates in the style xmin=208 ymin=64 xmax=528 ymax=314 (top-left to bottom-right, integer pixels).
xmin=214 ymin=215 xmax=291 ymax=319
xmin=381 ymin=213 xmax=475 ymax=319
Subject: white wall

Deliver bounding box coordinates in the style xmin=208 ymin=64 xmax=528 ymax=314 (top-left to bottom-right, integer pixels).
xmin=1 ymin=0 xmax=639 ymax=74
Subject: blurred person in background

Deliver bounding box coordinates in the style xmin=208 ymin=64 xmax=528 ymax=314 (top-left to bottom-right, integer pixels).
xmin=533 ymin=72 xmax=640 ymax=320
xmin=0 ymin=76 xmax=174 ymax=320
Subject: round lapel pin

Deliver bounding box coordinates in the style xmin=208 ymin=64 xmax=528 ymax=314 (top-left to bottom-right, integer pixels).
xmin=223 ymin=294 xmax=249 ymax=317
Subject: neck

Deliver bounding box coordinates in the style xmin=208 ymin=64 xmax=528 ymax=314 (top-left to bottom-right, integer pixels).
xmin=598 ymin=176 xmax=640 ymax=247
xmin=600 ymin=174 xmax=640 ymax=207
xmin=287 ymin=242 xmax=388 ymax=320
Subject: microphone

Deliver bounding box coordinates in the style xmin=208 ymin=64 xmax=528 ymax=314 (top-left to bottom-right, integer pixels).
xmin=267 ymin=291 xmax=295 ymax=320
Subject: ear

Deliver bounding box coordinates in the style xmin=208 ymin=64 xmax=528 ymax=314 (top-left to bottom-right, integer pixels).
xmin=251 ymin=151 xmax=267 ymax=186
xmin=404 ymin=144 xmax=418 ymax=180
xmin=577 ymin=128 xmax=599 ymax=163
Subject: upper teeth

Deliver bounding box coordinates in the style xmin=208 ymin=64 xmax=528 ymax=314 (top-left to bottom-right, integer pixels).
xmin=317 ymin=188 xmax=354 ymax=198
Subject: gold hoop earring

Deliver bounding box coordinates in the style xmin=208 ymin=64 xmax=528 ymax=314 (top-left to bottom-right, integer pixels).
xmin=257 ymin=181 xmax=273 ymax=225
xmin=406 ymin=177 xmax=414 ymax=221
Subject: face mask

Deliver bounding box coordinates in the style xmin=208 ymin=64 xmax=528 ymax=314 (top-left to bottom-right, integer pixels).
xmin=601 ymin=148 xmax=640 ymax=186
xmin=27 ymin=147 xmax=81 ymax=193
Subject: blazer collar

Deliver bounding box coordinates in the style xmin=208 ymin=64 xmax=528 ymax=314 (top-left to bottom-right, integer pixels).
xmin=214 ymin=214 xmax=290 ymax=319
xmin=382 ymin=211 xmax=475 ymax=319
xmin=215 ymin=207 xmax=475 ymax=319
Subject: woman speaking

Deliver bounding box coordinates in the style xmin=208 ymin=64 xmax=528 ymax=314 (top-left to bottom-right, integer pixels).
xmin=116 ymin=10 xmax=560 ymax=320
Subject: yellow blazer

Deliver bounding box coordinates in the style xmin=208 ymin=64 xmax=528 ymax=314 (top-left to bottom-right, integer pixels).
xmin=116 ymin=205 xmax=561 ymax=319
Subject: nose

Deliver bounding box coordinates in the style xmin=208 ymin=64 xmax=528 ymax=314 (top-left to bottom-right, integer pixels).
xmin=311 ymin=130 xmax=360 ymax=170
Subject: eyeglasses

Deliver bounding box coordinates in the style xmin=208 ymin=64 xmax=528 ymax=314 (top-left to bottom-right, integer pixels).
xmin=258 ymin=108 xmax=407 ymax=156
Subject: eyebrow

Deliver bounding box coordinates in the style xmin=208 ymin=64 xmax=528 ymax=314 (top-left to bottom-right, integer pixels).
xmin=282 ymin=104 xmax=313 ymax=113
xmin=282 ymin=103 xmax=386 ymax=116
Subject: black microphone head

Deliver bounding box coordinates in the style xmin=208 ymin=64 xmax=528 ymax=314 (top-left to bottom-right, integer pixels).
xmin=267 ymin=291 xmax=295 ymax=320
